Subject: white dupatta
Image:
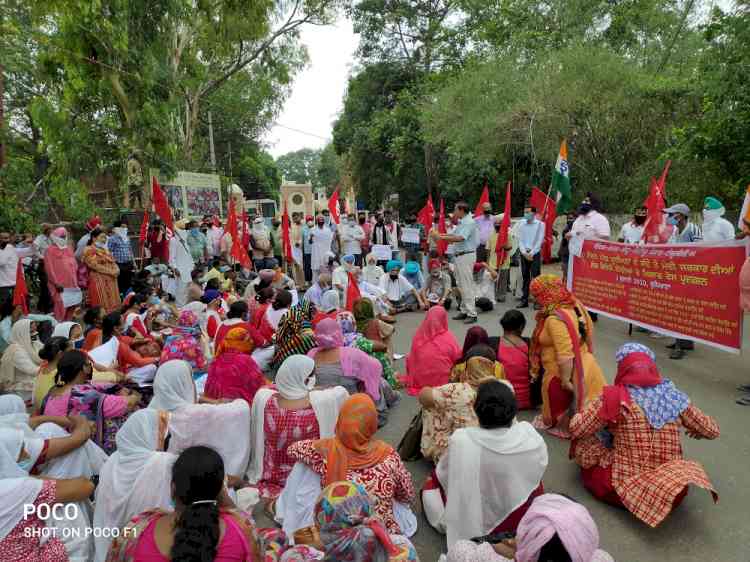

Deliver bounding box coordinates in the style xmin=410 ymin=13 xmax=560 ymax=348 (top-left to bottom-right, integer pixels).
xmin=437 ymin=421 xmax=548 ymax=548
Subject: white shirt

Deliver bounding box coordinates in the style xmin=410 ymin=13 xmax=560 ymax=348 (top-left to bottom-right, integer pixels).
xmin=571 ymin=211 xmax=611 ymax=240
xmin=310 ymin=226 xmax=334 ymax=271
xmin=75 ymin=234 xmax=91 ymax=260
xmin=702 ymin=215 xmax=735 ymax=242
xmin=516 ymin=219 xmax=545 ymax=256
xmin=619 ymin=221 xmax=645 ymax=244
xmin=379 ymin=273 xmax=414 ymax=301
xmin=0 ymin=245 xmax=18 ymax=288
xmin=332 ymin=265 xmax=350 ymax=290
xmin=340 ymin=223 xmax=365 ymax=255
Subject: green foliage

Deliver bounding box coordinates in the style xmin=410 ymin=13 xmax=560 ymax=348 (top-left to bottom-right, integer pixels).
xmin=315 ymin=143 xmax=343 ymax=194
xmin=237 ymin=146 xmax=282 ymax=200
xmin=276 ymin=148 xmax=323 ymax=185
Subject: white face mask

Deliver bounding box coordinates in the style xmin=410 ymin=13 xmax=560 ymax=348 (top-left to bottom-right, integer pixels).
xmin=703 ymin=208 xmax=722 ymax=222
xmin=95 ymin=239 xmax=108 ymax=249
xmin=306 ymin=221 xmax=314 ymax=227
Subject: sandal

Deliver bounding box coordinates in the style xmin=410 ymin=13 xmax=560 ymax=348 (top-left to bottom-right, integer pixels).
xmin=735 ymin=395 xmax=750 ymax=406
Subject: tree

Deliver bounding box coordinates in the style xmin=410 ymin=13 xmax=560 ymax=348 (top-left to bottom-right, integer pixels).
xmin=236 ymin=145 xmax=282 ymax=201
xmin=315 ymin=142 xmax=342 ymax=193
xmin=275 ymin=148 xmax=322 ymax=185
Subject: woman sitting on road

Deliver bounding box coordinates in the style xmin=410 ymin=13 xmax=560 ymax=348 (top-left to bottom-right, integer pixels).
xmin=205 ymin=327 xmax=266 ymax=404
xmin=529 ymin=274 xmax=606 ymax=438
xmin=450 ymin=327 xmax=506 ymax=382
xmin=425 ymin=379 xmax=548 ymax=547
xmin=570 ymin=342 xmax=720 ymax=527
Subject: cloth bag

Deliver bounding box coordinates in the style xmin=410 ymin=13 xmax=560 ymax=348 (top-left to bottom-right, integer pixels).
xmin=397 ymin=410 xmax=423 ymax=462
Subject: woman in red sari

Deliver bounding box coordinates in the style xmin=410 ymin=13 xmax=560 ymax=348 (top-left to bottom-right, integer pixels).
xmin=82 ymin=229 xmax=121 ymax=313
xmin=205 ymin=327 xmax=265 ymax=404
xmin=402 ymin=306 xmax=460 ymax=396
xmin=44 ymin=227 xmax=79 ymax=321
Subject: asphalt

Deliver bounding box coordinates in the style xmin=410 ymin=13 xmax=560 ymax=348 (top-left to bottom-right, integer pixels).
xmin=377 ymin=301 xmax=750 ymax=562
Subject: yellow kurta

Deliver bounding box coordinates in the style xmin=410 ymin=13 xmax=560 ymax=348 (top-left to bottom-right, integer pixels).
xmin=538 ymin=306 xmax=606 ymax=426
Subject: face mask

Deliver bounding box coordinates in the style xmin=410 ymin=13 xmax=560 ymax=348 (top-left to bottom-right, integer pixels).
xmin=494 ymin=225 xmax=501 ymax=232
xmin=359 ymin=218 xmax=365 ymax=224
xmin=95 ymin=240 xmax=107 ymax=249
xmin=579 ymin=203 xmax=592 ymax=215
xmin=666 ymin=215 xmax=679 ymax=226
xmin=30 ymin=332 xmax=39 ymax=341
xmin=272 ymin=222 xmax=280 ymax=228
xmin=317 ymin=220 xmax=324 ymax=226
xmin=305 ymin=375 xmax=316 ymax=391
xmin=306 ymin=221 xmax=313 ymax=227
xmin=376 ymin=219 xmax=384 ymax=225
xmin=190 ymin=228 xmax=200 ymax=234
xmin=17 ymin=456 xmax=34 ymax=473
xmin=484 ymin=210 xmax=491 ymax=216
xmin=139 ymin=305 xmax=149 ymax=314
xmin=431 ymin=270 xmax=441 ymax=278
xmin=389 ymin=273 xmax=399 ymax=280
xmin=0 ymin=242 xmax=7 ymax=249
xmin=634 ymin=215 xmax=647 ymax=225
xmin=114 ymin=227 xmax=128 ymax=238
xmin=524 ymin=212 xmax=534 ymax=221
xmin=703 ymin=208 xmax=721 ymax=222
xmin=74 ymin=338 xmax=84 ymax=350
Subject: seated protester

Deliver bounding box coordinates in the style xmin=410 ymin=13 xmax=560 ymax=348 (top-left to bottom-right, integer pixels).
xmin=308 ymin=319 xmax=396 ymax=417
xmin=271 ymin=300 xmax=318 ymax=369
xmin=473 ymin=262 xmax=496 ymax=312
xmin=93 ymin=312 xmax=159 ymax=385
xmin=496 ymin=310 xmax=532 ymax=410
xmin=422 ymin=258 xmax=453 ymax=310
xmin=285 ymin=394 xmax=417 ymax=536
xmin=248 ymin=356 xmax=348 ymax=502
xmin=213 ymin=300 xmax=268 ymax=354
xmin=42 ymin=350 xmax=141 ymax=454
xmin=205 ymin=327 xmax=265 ymax=404
xmin=312 ymin=289 xmax=340 ymax=327
xmin=0 ymin=426 xmax=95 ymax=561
xmin=570 ymin=343 xmax=720 ymax=528
xmin=202 ymin=288 xmax=224 ymax=340
xmin=403 ymin=306 xmax=461 ymax=396
xmin=420 ymin=354 xmax=500 ymax=462
xmin=243 ymin=268 xmax=275 ymax=302
xmin=52 ymin=320 xmax=84 ymax=347
xmin=249 ymin=286 xmax=276 ymax=343
xmin=268 ymin=258 xmax=295 ymax=291
xmin=121 ymin=293 xmax=152 ymax=340
xmin=403 ymin=260 xmax=424 ymax=291
xmin=302 ymin=272 xmax=331 ymax=308
xmin=107 ymin=446 xmax=259 ymax=561
xmin=276 ymin=481 xmax=419 ymax=561
xmin=199 ymin=257 xmax=225 ymax=286
xmin=0 ymin=299 xmax=56 ymax=355
xmin=82 ymin=306 xmax=105 ymax=351
xmin=444 ymin=493 xmax=614 ymax=562
xmin=425 ymin=380 xmax=548 ymax=546
xmin=451 ymin=328 xmax=506 ymax=382
xmin=361 ymin=252 xmax=385 ymax=285
xmin=148 ymin=360 xmax=252 ymax=476
xmin=353 ymin=297 xmax=396 ymax=361
xmin=265 ymin=288 xmax=293 ymax=331
xmin=93 ymin=409 xmax=174 ymax=561
xmin=160 ymin=310 xmax=208 ymax=375
xmin=0 ymin=319 xmax=43 ymax=402
xmin=379 ymin=260 xmax=427 ymax=313
xmin=33 ymin=336 xmax=72 ymax=415
xmin=144 ymin=256 xmax=169 ymax=278
xmin=339 ymin=310 xmax=397 ymax=388
xmin=332 ymin=254 xmax=356 ymax=298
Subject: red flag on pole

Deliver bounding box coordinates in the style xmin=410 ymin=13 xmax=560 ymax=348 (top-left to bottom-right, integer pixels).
xmin=281 ymin=199 xmax=293 ymax=263
xmin=138 ymin=210 xmax=150 ymax=251
xmin=417 ymin=195 xmax=435 ymax=242
xmin=530 ymin=187 xmax=557 ymax=264
xmin=240 ymin=211 xmax=250 ymax=249
xmin=474 ymin=182 xmax=490 ymax=217
xmin=345 ymin=271 xmax=361 ymax=311
xmin=226 ymin=199 xmax=251 ymax=268
xmin=643 ymin=175 xmax=672 ymax=243
xmin=437 ymin=199 xmax=448 ymax=256
xmin=12 ymin=260 xmax=28 ymax=314
xmin=151 ymin=176 xmax=174 ymax=234
xmin=328 ymin=188 xmax=340 ymax=224
xmin=496 ymin=182 xmax=512 ymax=265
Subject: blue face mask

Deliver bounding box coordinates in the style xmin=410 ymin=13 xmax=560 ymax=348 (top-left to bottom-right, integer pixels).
xmin=190 ymin=228 xmax=199 ymax=235
xmin=74 ymin=338 xmax=84 ymax=350
xmin=149 ymin=296 xmax=161 ymax=306
xmin=524 ymin=212 xmax=534 ymax=221
xmin=666 ymin=215 xmax=679 ymax=226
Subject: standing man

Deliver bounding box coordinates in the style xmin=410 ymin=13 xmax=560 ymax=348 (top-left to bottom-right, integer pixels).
xmin=475 ymin=202 xmax=495 ymax=262
xmin=33 ymin=224 xmax=53 ymax=313
xmin=310 ymin=214 xmax=334 ymax=282
xmin=147 ymin=220 xmax=170 ymax=263
xmin=302 ymin=215 xmax=314 ymax=285
xmin=108 ymin=218 xmax=135 ymax=296
xmin=515 ymin=204 xmax=545 ymax=309
xmin=402 ymin=215 xmax=424 ymax=263
xmin=432 ymin=201 xmax=479 ymax=324
xmin=249 ymin=217 xmax=273 ymax=270
xmin=358 ymin=212 xmax=371 ymax=259
xmin=186 ymin=220 xmax=209 ymax=268
xmin=701 ymin=196 xmax=735 ymax=242
xmin=664 ymin=203 xmax=702 ymax=360
xmin=0 ymin=232 xmax=18 ymax=307
xmin=370 ymin=213 xmax=395 ymax=268
xmin=340 ymin=212 xmax=365 ymax=266
xmin=290 ymin=213 xmax=305 ymax=288
xmin=206 ymin=217 xmax=224 ymax=260
xmin=383 ymin=209 xmax=401 ymax=260
xmin=569 ymin=193 xmax=611 ymax=241
xmin=487 ymin=214 xmax=515 ymax=303
xmin=322 ymin=209 xmax=339 ymax=256
xmin=270 ymin=218 xmax=283 ymax=267
xmin=618 ymin=206 xmax=648 ymax=244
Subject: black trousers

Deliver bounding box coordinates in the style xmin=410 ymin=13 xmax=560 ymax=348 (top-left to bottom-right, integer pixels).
xmin=117 ymin=262 xmax=134 ymax=297
xmin=521 ymin=253 xmax=542 ymax=303
xmin=303 ymin=253 xmax=312 ymax=283
xmin=476 ymin=244 xmax=488 ymax=263
xmin=36 ymin=260 xmax=53 ymax=313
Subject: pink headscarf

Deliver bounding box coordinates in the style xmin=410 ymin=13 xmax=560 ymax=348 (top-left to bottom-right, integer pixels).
xmin=314 ymin=318 xmax=345 ymax=349
xmin=515 ymin=494 xmax=600 ymax=562
xmin=403 ymin=306 xmax=461 ymax=395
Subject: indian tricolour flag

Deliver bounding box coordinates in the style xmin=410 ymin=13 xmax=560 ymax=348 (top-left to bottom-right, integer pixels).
xmin=550 ymin=139 xmax=573 ymax=213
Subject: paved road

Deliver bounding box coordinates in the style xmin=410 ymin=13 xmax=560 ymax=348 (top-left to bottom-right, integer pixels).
xmin=379 ymin=301 xmax=749 ymax=562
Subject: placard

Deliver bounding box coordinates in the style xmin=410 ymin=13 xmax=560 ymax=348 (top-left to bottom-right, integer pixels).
xmin=372 ymin=244 xmax=393 ymax=261
xmin=401 ymin=227 xmax=420 ymax=244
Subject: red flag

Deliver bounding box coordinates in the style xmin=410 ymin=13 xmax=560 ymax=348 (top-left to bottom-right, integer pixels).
xmin=328 ymin=188 xmax=340 ymax=224
xmin=496 ymin=182 xmax=512 ymax=265
xmin=226 ymin=199 xmax=251 ymax=268
xmin=642 ymin=176 xmax=672 ymax=243
xmin=151 ymin=176 xmax=174 ymax=234
xmin=240 ymin=211 xmax=250 ymax=249
xmin=345 ymin=271 xmax=361 ymax=311
xmin=530 ymin=187 xmax=557 ymax=264
xmin=656 ymin=160 xmax=671 ymax=193
xmin=417 ymin=195 xmax=435 ymax=242
xmin=474 ymin=182 xmax=490 ymax=217
xmin=281 ymin=200 xmax=293 ymax=263
xmin=437 ymin=198 xmax=448 ymax=256
xmin=12 ymin=260 xmax=28 ymax=314
xmin=138 ymin=210 xmax=150 ymax=251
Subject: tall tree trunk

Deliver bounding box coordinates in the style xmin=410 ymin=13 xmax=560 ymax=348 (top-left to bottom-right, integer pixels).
xmin=424 ymin=142 xmax=438 ymax=198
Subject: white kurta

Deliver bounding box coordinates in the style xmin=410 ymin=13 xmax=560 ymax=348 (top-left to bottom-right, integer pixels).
xmin=310 ymin=226 xmax=334 ymax=271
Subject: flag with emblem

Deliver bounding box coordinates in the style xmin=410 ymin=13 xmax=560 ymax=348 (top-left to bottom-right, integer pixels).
xmin=550 ymin=139 xmax=572 ymax=213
